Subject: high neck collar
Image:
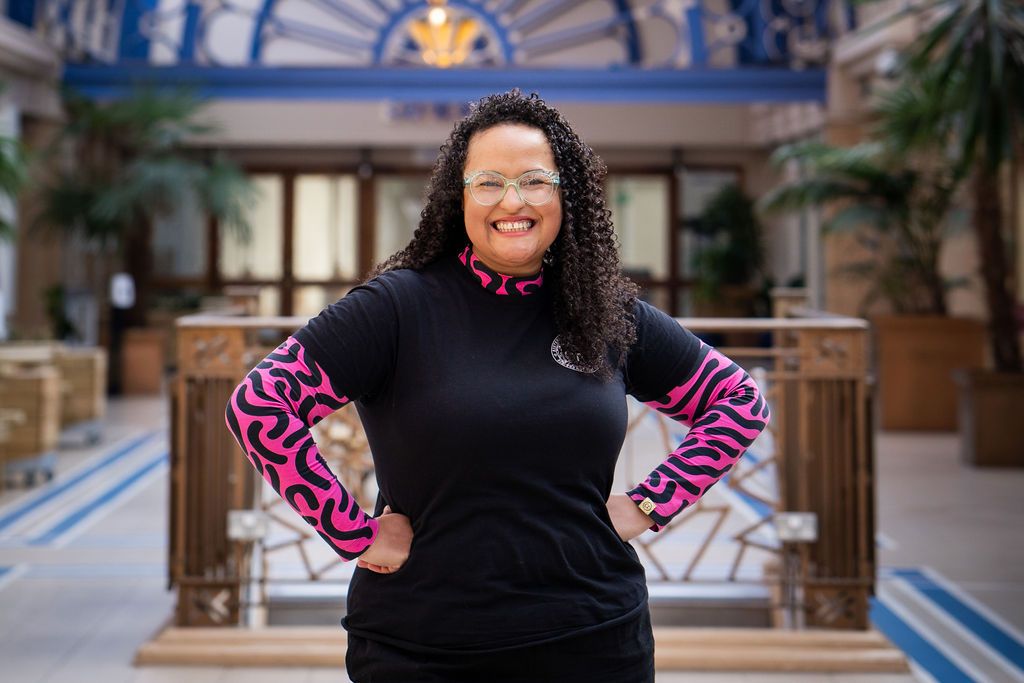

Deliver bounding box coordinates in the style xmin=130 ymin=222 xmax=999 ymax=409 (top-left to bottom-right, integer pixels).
xmin=457 ymin=245 xmax=544 ymax=297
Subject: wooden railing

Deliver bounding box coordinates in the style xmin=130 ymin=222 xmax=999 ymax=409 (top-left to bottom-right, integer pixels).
xmin=170 ymin=308 xmax=873 ymax=630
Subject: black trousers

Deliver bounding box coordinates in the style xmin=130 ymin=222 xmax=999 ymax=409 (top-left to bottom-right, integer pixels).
xmin=346 ymin=608 xmax=655 ymax=683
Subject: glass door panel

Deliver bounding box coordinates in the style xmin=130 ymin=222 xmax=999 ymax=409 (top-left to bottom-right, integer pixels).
xmin=152 ymin=187 xmax=206 ymax=278
xmin=607 ymin=175 xmax=670 ymax=282
xmin=374 ymin=176 xmax=429 ymax=266
xmin=293 ymin=174 xmax=358 ymax=281
xmin=220 ymin=174 xmax=283 ymax=279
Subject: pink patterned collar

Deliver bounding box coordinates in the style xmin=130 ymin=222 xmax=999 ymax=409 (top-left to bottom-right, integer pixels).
xmin=457 ymin=245 xmax=544 ymax=296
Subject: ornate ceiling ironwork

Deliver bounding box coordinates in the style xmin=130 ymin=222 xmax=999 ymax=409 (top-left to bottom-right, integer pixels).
xmin=28 ymin=0 xmax=851 ymax=70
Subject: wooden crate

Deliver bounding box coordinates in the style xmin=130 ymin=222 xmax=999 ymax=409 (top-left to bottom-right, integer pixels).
xmin=0 ymin=367 xmax=61 ymax=461
xmin=55 ymin=347 xmax=107 ymax=425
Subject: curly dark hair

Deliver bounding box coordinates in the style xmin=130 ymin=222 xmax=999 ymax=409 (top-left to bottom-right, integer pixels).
xmin=373 ymin=90 xmax=638 ymax=379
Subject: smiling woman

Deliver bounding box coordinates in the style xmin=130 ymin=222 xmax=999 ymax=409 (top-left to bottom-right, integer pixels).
xmin=224 ymin=90 xmax=769 ymax=682
xmin=462 ymin=124 xmax=563 ymax=276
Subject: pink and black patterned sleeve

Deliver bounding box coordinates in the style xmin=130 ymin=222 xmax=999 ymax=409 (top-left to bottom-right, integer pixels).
xmin=225 ymin=279 xmax=398 ymax=560
xmin=625 ymin=302 xmax=770 ymax=531
xmin=225 ymin=337 xmax=377 ymax=559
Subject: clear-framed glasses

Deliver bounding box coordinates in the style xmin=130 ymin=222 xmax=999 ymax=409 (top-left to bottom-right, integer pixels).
xmin=463 ymin=169 xmax=560 ymax=206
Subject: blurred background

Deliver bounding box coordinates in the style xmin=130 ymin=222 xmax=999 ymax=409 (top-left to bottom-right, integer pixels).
xmin=0 ymin=1 xmax=1021 ymax=681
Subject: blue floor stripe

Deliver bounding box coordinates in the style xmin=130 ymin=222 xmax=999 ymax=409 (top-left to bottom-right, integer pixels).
xmin=28 ymin=451 xmax=168 ymax=546
xmin=893 ymin=568 xmax=1024 ymax=669
xmin=870 ymin=596 xmax=976 ymax=682
xmin=0 ymin=431 xmax=158 ymax=533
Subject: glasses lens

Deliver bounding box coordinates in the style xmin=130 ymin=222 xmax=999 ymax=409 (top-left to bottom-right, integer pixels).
xmin=469 ymin=173 xmax=504 ymax=205
xmin=519 ymin=172 xmax=555 ymax=205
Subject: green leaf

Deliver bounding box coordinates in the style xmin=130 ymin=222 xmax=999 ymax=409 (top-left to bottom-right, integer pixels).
xmin=823 ymin=204 xmax=894 ymax=234
xmin=27 ymin=89 xmax=256 ymax=250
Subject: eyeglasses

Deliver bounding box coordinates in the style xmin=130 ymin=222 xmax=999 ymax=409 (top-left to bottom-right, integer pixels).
xmin=463 ymin=170 xmax=560 ymax=206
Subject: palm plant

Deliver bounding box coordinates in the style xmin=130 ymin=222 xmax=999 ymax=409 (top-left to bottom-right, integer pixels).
xmin=760 ymin=141 xmax=959 ymax=316
xmin=0 ymin=135 xmax=28 ymax=240
xmin=33 ymin=89 xmax=254 ymax=325
xmin=878 ymin=0 xmax=1024 ymax=372
xmin=690 ymin=184 xmax=766 ymax=306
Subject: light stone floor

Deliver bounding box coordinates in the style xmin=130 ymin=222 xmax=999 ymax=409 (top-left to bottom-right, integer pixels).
xmin=1 ymin=395 xmax=1021 ymax=682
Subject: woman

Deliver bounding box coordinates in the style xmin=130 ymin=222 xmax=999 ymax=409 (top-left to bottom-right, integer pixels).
xmin=225 ymin=90 xmax=769 ymax=682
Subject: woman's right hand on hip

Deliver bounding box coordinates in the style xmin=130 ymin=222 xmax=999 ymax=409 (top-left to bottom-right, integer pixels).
xmin=356 ymin=506 xmax=413 ymax=574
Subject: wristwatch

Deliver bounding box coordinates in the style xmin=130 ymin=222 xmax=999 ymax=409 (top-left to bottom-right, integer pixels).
xmin=637 ymin=497 xmax=656 ymax=516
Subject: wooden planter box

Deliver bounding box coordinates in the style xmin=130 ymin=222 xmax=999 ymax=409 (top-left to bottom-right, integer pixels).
xmin=955 ymin=370 xmax=1024 ymax=467
xmin=873 ymin=316 xmax=985 ymax=431
xmin=122 ymin=328 xmax=166 ymax=394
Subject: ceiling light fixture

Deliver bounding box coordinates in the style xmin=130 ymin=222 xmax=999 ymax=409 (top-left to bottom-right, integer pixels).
xmin=408 ymin=0 xmax=480 ymax=68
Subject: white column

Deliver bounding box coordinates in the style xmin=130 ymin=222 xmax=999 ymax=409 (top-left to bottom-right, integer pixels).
xmin=0 ymin=97 xmax=19 ymax=341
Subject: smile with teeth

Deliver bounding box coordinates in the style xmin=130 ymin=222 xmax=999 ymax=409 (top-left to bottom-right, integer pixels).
xmin=493 ymin=219 xmax=535 ymax=233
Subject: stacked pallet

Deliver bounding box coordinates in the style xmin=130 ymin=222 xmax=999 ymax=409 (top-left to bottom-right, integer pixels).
xmin=55 ymin=347 xmax=107 ymax=426
xmin=0 ymin=366 xmax=61 ymax=482
xmin=0 ymin=344 xmax=109 ymax=483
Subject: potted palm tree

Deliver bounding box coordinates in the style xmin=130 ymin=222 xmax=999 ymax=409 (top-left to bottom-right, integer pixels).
xmin=760 ymin=141 xmax=985 ymax=430
xmin=31 ymin=89 xmax=254 ymax=392
xmin=690 ymin=184 xmax=766 ymax=315
xmin=879 ymin=0 xmax=1024 ymax=464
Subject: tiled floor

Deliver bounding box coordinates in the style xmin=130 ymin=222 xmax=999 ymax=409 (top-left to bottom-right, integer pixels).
xmin=1 ymin=395 xmax=1022 ymax=682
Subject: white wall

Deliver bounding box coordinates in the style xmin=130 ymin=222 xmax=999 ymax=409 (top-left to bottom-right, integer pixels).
xmin=194 ymin=101 xmax=753 ymax=149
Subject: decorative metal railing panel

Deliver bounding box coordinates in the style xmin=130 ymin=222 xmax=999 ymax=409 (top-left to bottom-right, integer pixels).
xmin=172 ymin=309 xmax=873 ymax=630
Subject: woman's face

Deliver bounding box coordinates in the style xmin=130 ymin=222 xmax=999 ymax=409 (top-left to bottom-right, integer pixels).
xmin=462 ymin=124 xmax=562 ymax=276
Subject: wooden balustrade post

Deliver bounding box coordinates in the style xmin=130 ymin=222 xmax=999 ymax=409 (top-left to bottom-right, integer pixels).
xmin=172 ymin=319 xmax=269 ymax=626
xmin=788 ymin=324 xmax=873 ymax=629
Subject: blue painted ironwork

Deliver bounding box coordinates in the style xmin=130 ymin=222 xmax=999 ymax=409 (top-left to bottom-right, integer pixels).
xmin=118 ymin=0 xmax=158 ymax=62
xmin=179 ymin=2 xmax=202 ymax=63
xmin=23 ymin=0 xmax=850 ymax=102
xmin=6 ymin=0 xmax=36 ymax=28
xmin=25 ymin=0 xmax=847 ymax=70
xmin=251 ymin=0 xmax=279 ymax=63
xmin=613 ymin=0 xmax=641 ymax=65
xmin=62 ymin=63 xmax=827 ymax=103
xmin=687 ymin=5 xmax=708 ymax=67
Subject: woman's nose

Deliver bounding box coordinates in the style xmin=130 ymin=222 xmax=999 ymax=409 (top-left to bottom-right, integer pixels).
xmin=499 ymin=183 xmax=526 ymax=210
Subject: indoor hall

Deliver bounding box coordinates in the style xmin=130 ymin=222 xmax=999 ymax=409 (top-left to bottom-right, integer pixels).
xmin=2 ymin=1 xmax=1022 ymax=681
